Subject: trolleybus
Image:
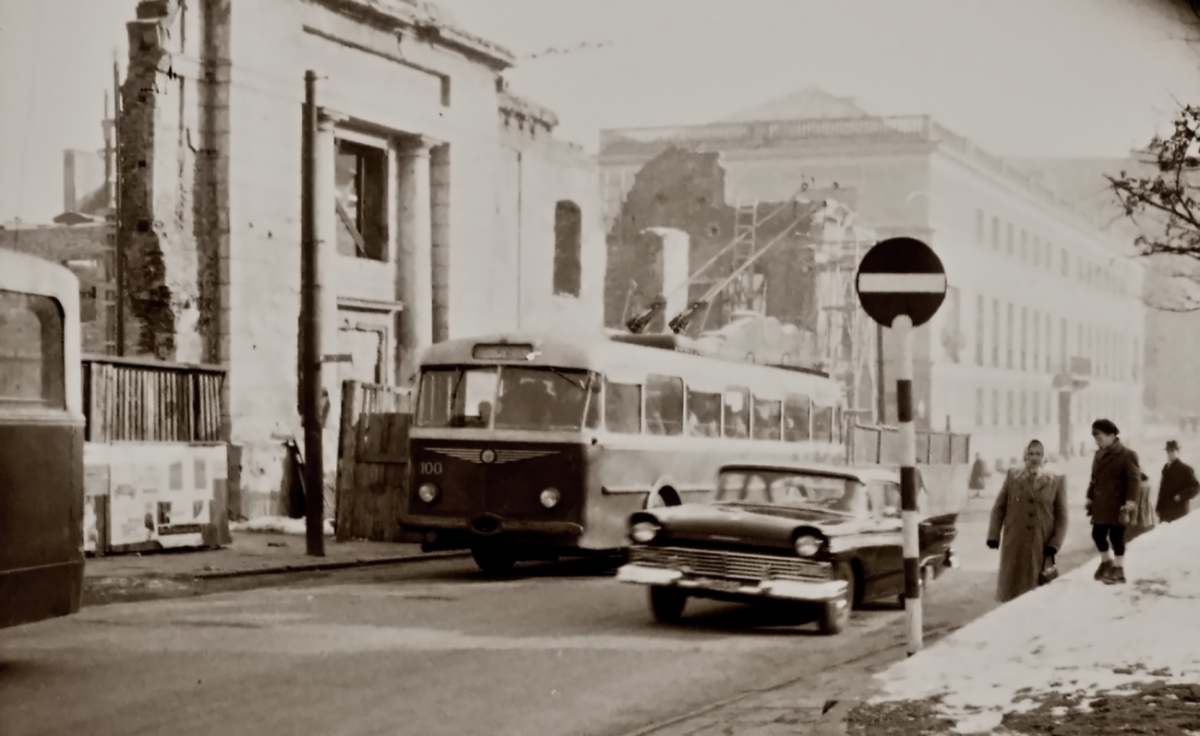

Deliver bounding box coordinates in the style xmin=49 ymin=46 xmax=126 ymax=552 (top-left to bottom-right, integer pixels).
xmin=401 ymin=331 xmax=847 ymax=574
xmin=0 ymin=248 xmax=85 ymax=628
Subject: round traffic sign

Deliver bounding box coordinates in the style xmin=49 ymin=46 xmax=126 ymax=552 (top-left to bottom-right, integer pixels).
xmin=855 ymin=237 xmax=947 ymax=328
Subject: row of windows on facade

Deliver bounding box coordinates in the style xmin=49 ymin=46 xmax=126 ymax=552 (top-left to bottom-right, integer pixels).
xmin=974 ymin=210 xmax=1129 ymax=298
xmin=604 ymin=375 xmax=843 ymax=444
xmin=336 ymin=139 xmax=583 ymax=298
xmin=972 ymin=387 xmax=1127 ymax=429
xmin=971 ymin=294 xmax=1139 ymax=382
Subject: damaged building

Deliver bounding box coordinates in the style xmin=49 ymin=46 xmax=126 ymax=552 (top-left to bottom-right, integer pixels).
xmin=116 ymin=0 xmax=606 ymax=518
xmin=600 ymin=87 xmax=1146 ymax=462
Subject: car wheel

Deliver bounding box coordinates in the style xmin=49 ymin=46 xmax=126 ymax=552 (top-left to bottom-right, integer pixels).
xmin=819 ymin=562 xmax=855 ymax=635
xmin=471 ymin=545 xmax=517 ymax=575
xmin=648 ymin=586 xmax=687 ymax=623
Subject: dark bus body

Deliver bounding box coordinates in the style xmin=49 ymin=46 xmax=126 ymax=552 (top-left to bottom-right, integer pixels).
xmin=0 ymin=248 xmax=85 ymax=628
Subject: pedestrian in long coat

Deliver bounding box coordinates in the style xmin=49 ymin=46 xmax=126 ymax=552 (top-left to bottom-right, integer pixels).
xmin=1157 ymin=440 xmax=1200 ymax=524
xmin=1086 ymin=418 xmax=1141 ymax=585
xmin=987 ymin=439 xmax=1068 ymax=603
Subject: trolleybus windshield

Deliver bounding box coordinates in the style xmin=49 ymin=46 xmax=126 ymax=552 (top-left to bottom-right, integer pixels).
xmin=416 ymin=365 xmax=600 ymax=431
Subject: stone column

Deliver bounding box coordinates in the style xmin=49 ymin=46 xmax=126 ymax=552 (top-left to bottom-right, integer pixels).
xmin=398 ymin=135 xmax=436 ymax=386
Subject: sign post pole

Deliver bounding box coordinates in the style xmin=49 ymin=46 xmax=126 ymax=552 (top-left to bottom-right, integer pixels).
xmin=894 ymin=313 xmax=922 ymax=655
xmin=853 ymin=236 xmax=947 ymax=658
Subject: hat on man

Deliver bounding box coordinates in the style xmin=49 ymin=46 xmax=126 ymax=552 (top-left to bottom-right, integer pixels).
xmin=1167 ymin=440 xmax=1181 ymax=452
xmin=1091 ymin=418 xmax=1120 ymax=436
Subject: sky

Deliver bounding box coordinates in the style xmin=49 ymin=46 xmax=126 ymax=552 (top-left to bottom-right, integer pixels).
xmin=1 ymin=0 xmax=1198 ymax=224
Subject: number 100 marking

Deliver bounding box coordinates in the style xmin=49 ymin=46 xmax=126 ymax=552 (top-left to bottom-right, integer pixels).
xmin=419 ymin=461 xmax=443 ymax=475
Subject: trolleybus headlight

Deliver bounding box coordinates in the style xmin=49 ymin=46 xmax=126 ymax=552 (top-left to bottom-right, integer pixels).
xmin=794 ymin=534 xmax=821 ymax=558
xmin=539 ymin=487 xmax=561 ymax=509
xmin=418 ymin=482 xmax=440 ymax=503
xmin=630 ymin=520 xmax=661 ymax=544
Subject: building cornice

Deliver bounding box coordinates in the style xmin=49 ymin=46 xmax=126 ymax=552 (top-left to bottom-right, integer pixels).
xmin=312 ymin=0 xmax=516 ymax=70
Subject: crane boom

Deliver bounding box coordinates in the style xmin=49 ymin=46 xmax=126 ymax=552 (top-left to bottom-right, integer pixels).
xmin=623 ymin=181 xmax=821 ymax=335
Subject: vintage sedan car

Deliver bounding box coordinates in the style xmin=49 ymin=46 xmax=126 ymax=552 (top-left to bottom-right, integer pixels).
xmin=615 ymin=463 xmax=959 ymax=635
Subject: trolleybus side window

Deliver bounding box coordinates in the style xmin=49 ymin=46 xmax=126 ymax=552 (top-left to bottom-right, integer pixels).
xmin=495 ymin=366 xmax=593 ymax=431
xmin=604 ymin=379 xmax=642 ymax=434
xmin=0 ymin=290 xmax=65 ymax=409
xmin=783 ymin=393 xmax=811 ymax=442
xmin=645 ymin=374 xmax=683 ymax=436
xmin=686 ymin=387 xmax=721 ymax=438
xmin=813 ymin=405 xmax=834 ymax=443
xmin=752 ymin=396 xmax=782 ymax=441
xmin=415 ymin=366 xmax=498 ymax=428
xmin=723 ymin=387 xmax=750 ymax=439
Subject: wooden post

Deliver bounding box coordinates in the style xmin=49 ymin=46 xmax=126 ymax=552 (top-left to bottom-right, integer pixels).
xmin=335 ymin=380 xmax=363 ymax=542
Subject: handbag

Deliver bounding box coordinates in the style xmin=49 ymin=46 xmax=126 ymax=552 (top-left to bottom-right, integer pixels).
xmin=1118 ymin=504 xmax=1136 ymax=527
xmin=1038 ymin=554 xmax=1059 ymax=586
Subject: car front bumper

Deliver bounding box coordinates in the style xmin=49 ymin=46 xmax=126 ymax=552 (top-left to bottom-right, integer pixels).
xmin=616 ymin=563 xmax=848 ymax=603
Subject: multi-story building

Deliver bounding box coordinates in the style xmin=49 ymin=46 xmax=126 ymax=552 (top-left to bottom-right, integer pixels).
xmin=117 ymin=0 xmax=607 ymax=517
xmin=599 ymin=88 xmax=1145 ymax=463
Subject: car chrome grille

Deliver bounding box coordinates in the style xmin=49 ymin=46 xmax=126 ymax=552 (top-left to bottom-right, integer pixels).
xmin=630 ymin=546 xmax=831 ymax=583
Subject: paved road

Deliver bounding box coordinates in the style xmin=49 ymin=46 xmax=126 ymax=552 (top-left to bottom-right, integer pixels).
xmin=0 ymin=463 xmax=1110 ymax=736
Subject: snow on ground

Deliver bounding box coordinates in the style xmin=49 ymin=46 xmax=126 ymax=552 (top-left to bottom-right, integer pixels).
xmin=868 ymin=508 xmax=1200 ymax=734
xmin=230 ymin=517 xmax=335 ymax=536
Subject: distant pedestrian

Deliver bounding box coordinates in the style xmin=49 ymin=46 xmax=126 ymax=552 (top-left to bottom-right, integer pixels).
xmin=1086 ymin=419 xmax=1141 ymax=585
xmin=1157 ymin=440 xmax=1200 ymax=524
xmin=969 ymin=453 xmax=990 ymax=497
xmin=1125 ymin=471 xmax=1158 ymax=544
xmin=986 ymin=439 xmax=1068 ymax=603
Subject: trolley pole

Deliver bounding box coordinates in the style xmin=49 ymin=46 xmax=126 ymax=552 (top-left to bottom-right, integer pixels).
xmin=301 ymin=70 xmax=325 ymax=557
xmin=853 ymin=236 xmax=947 ymax=659
xmin=894 ymin=313 xmax=922 ymax=654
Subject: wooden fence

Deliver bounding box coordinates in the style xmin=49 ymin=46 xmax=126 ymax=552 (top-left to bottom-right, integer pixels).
xmin=82 ymin=355 xmax=226 ymax=443
xmin=334 ymin=380 xmax=419 ymax=543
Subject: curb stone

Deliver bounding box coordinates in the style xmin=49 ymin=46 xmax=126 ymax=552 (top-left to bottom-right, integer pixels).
xmin=192 ymin=549 xmax=471 ymax=579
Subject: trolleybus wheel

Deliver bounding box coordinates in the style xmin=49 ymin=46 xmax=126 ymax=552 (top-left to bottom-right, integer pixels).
xmin=471 ymin=545 xmax=517 ymax=575
xmin=648 ymin=586 xmax=687 ymax=623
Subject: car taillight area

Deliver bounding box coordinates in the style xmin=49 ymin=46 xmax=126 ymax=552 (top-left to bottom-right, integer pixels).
xmin=406 ymin=440 xmax=586 ymax=523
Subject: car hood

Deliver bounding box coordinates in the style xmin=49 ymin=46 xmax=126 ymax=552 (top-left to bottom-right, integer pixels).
xmin=643 ymin=503 xmax=859 ymax=551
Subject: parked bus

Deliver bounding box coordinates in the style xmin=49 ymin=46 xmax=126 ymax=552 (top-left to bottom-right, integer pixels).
xmin=0 ymin=248 xmax=85 ymax=628
xmin=401 ymin=331 xmax=847 ymax=574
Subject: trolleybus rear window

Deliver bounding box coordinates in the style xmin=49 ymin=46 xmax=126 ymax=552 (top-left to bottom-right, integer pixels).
xmin=0 ymin=290 xmax=65 ymax=409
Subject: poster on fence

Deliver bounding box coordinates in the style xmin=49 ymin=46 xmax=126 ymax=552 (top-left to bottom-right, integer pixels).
xmin=102 ymin=445 xmax=226 ymax=549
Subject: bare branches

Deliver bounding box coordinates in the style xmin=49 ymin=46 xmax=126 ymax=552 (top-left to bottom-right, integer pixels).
xmin=1107 ymin=104 xmax=1200 ymax=266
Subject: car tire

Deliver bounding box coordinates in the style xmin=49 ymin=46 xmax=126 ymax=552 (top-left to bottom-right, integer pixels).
xmin=471 ymin=545 xmax=517 ymax=575
xmin=648 ymin=586 xmax=687 ymax=623
xmin=819 ymin=562 xmax=855 ymax=635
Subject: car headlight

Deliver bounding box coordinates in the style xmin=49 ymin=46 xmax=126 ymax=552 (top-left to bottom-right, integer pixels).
xmin=794 ymin=534 xmax=821 ymax=558
xmin=417 ymin=482 xmax=439 ymax=503
xmin=539 ymin=487 xmax=561 ymax=509
xmin=630 ymin=520 xmax=661 ymax=544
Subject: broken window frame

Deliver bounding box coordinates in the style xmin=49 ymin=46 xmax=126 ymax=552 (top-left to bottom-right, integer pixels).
xmin=334 ymin=133 xmax=389 ymax=262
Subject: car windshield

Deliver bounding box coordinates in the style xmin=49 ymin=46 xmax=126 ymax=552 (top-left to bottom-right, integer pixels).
xmin=416 ymin=365 xmax=596 ymax=430
xmin=716 ymin=469 xmax=868 ymax=515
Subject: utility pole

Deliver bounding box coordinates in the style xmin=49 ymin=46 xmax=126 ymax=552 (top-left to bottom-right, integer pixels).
xmin=301 ymin=70 xmax=325 ymax=557
xmin=112 ymin=54 xmax=125 ymax=356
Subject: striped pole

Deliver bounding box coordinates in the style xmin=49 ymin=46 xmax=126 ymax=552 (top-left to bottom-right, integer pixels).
xmin=894 ymin=313 xmax=923 ymax=655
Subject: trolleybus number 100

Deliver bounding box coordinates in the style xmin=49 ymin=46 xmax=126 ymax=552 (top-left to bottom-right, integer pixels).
xmin=419 ymin=461 xmax=444 ymax=475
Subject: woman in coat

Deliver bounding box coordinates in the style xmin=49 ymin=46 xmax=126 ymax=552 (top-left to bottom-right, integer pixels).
xmin=1124 ymin=472 xmax=1158 ymax=544
xmin=1086 ymin=418 xmax=1141 ymax=585
xmin=987 ymin=439 xmax=1069 ymax=603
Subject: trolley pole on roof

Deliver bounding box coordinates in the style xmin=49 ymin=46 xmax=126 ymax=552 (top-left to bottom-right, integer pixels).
xmin=854 ymin=236 xmax=947 ymax=657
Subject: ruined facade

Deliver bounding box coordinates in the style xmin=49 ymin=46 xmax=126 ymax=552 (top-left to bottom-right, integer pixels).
xmin=119 ymin=0 xmax=605 ymax=517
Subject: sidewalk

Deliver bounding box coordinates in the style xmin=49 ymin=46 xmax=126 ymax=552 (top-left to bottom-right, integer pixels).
xmin=84 ymin=519 xmax=467 ymax=605
xmin=845 ymin=508 xmax=1200 ymax=735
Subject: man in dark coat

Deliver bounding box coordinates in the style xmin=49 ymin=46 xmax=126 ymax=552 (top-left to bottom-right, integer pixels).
xmin=1157 ymin=440 xmax=1200 ymax=523
xmin=1086 ymin=418 xmax=1141 ymax=585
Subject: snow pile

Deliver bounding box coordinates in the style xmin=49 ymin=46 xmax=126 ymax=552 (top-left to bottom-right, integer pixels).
xmin=230 ymin=516 xmax=335 ymax=536
xmin=868 ymin=510 xmax=1200 ymax=733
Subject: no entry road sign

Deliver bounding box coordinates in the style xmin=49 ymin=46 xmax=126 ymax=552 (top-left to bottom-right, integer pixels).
xmin=855 ymin=237 xmax=947 ymax=328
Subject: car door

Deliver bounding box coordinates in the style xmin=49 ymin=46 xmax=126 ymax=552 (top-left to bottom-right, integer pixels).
xmin=862 ymin=481 xmax=905 ymax=599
